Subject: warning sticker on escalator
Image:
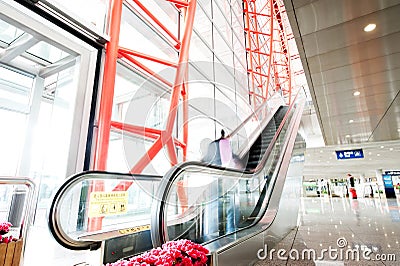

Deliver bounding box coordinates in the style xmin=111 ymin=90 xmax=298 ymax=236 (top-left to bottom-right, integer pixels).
xmin=88 ymin=191 xmax=128 ymax=217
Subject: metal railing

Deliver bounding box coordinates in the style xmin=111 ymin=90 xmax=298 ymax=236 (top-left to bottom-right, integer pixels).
xmin=48 ymin=171 xmax=162 ymax=250
xmin=0 ymin=177 xmax=36 ymax=255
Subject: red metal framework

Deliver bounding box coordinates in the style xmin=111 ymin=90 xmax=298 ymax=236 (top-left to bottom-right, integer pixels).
xmin=95 ymin=0 xmax=196 ymax=177
xmin=89 ymin=0 xmax=196 ymax=230
xmin=243 ymin=0 xmax=293 ymax=106
xmin=89 ymin=0 xmax=295 ymax=231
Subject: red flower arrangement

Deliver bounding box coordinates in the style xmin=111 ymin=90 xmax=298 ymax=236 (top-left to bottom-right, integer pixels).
xmin=0 ymin=222 xmax=15 ymax=244
xmin=106 ymin=239 xmax=209 ymax=266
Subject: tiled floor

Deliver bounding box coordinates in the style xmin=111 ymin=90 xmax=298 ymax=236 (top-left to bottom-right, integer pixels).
xmin=22 ymin=208 xmax=101 ymax=266
xmin=255 ymin=196 xmax=400 ymax=265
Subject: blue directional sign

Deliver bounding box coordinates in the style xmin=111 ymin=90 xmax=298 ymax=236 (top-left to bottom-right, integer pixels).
xmin=383 ymin=175 xmax=394 ymax=188
xmin=382 ymin=174 xmax=396 ymax=198
xmin=335 ymin=149 xmax=364 ymax=160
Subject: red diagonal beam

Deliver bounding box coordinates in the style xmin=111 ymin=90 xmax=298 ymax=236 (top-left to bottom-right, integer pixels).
xmin=166 ymin=0 xmax=189 ymax=7
xmin=111 ymin=122 xmax=161 ymax=139
xmin=131 ymin=0 xmax=181 ymax=48
xmin=119 ymin=47 xmax=177 ymax=67
xmin=116 ymin=0 xmax=196 ymax=189
xmin=119 ymin=51 xmax=173 ymax=87
xmin=111 ymin=121 xmax=187 ymax=153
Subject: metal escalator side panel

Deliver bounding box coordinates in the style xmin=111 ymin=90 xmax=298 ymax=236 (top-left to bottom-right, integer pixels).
xmin=211 ymin=99 xmax=306 ymax=264
xmin=244 ymin=106 xmax=289 ymax=171
xmin=230 ymin=103 xmax=298 ymax=229
xmin=151 ymin=95 xmax=305 ymax=249
xmin=151 ymin=162 xmax=255 ymax=247
xmin=48 ymin=171 xmax=162 ymax=250
xmin=235 ymin=93 xmax=285 ymax=160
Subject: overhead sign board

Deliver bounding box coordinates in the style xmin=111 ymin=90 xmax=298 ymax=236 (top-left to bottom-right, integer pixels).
xmin=335 ymin=149 xmax=364 ymax=160
xmin=384 ymin=171 xmax=400 ymax=176
xmin=382 ymin=174 xmax=396 ymax=198
xmin=383 ymin=175 xmax=394 ymax=188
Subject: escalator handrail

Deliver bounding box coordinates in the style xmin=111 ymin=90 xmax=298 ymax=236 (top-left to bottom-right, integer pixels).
xmin=227 ymin=92 xmax=284 ymax=138
xmin=151 ymin=92 xmax=303 ymax=246
xmin=209 ymin=96 xmax=306 ymax=253
xmin=220 ymin=94 xmax=304 ymax=230
xmin=253 ymin=92 xmax=300 ymax=173
xmin=48 ymin=170 xmax=162 ymax=250
xmin=227 ymin=92 xmax=285 ymax=157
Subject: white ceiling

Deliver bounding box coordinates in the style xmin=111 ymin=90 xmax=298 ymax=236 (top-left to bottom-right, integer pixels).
xmin=283 ymin=0 xmax=400 ymax=179
xmin=303 ymin=140 xmax=400 ymax=180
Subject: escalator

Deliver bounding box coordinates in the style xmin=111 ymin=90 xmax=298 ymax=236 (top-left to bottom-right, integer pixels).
xmin=245 ymin=106 xmax=288 ymax=171
xmin=151 ymin=94 xmax=305 ymax=265
xmin=47 ymin=92 xmax=305 ymax=265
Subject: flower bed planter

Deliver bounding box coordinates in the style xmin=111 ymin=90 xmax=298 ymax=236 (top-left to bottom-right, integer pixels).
xmin=105 ymin=239 xmax=209 ymax=266
xmin=0 ymin=238 xmax=23 ymax=266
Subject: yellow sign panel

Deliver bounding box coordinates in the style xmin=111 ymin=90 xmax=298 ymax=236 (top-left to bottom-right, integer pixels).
xmin=119 ymin=225 xmax=150 ymax=235
xmin=88 ymin=191 xmax=128 ymax=217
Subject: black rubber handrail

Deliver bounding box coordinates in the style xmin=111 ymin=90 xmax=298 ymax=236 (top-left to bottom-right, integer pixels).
xmin=48 ymin=170 xmax=162 ymax=250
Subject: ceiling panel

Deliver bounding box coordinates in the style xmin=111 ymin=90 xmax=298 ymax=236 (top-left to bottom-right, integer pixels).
xmin=291 ymin=0 xmax=318 ymax=9
xmin=294 ymin=0 xmax=400 ymax=35
xmin=310 ymin=53 xmax=400 ymax=86
xmin=317 ymin=99 xmax=389 ymax=118
xmin=369 ymin=93 xmax=400 ymax=141
xmin=307 ymin=32 xmax=400 ymax=73
xmin=300 ymin=4 xmax=400 ymax=57
xmin=312 ymin=68 xmax=400 ymax=95
xmin=285 ymin=0 xmax=400 ymax=146
xmin=283 ymin=0 xmax=400 ymax=179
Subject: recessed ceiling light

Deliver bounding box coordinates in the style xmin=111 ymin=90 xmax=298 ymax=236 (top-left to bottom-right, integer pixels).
xmin=390 ymin=148 xmax=393 ymax=151
xmin=368 ymin=152 xmax=372 ymax=155
xmin=397 ymin=128 xmax=400 ymax=132
xmin=380 ymin=145 xmax=384 ymax=148
xmin=364 ymin=23 xmax=376 ymax=32
xmin=353 ymin=91 xmax=360 ymax=96
xmin=345 ymin=135 xmax=350 ymax=138
xmin=349 ymin=119 xmax=354 ymax=123
xmin=377 ymin=154 xmax=380 ymax=156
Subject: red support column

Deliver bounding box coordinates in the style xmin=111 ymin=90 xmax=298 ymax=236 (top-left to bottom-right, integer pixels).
xmin=89 ymin=0 xmax=124 ymax=232
xmin=182 ymin=79 xmax=188 ymax=162
xmin=94 ymin=0 xmax=123 ymax=170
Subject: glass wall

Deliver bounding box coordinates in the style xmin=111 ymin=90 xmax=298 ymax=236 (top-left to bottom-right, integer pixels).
xmin=0 ymin=1 xmax=98 ymax=225
xmin=185 ymin=0 xmax=250 ymax=161
xmin=44 ymin=0 xmax=109 ymax=37
xmin=108 ymin=0 xmax=250 ymax=174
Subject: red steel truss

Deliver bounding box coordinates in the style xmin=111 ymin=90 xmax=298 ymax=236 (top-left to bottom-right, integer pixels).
xmin=90 ymin=0 xmax=295 ymax=231
xmin=244 ymin=0 xmax=292 ymax=106
xmin=89 ymin=0 xmax=196 ymax=231
xmin=95 ymin=0 xmax=196 ymax=177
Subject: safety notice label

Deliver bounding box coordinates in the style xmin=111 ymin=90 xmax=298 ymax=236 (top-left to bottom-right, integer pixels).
xmin=88 ymin=191 xmax=128 ymax=217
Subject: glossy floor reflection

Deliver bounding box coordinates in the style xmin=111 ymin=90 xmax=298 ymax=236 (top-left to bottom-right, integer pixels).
xmin=255 ymin=197 xmax=400 ymax=265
